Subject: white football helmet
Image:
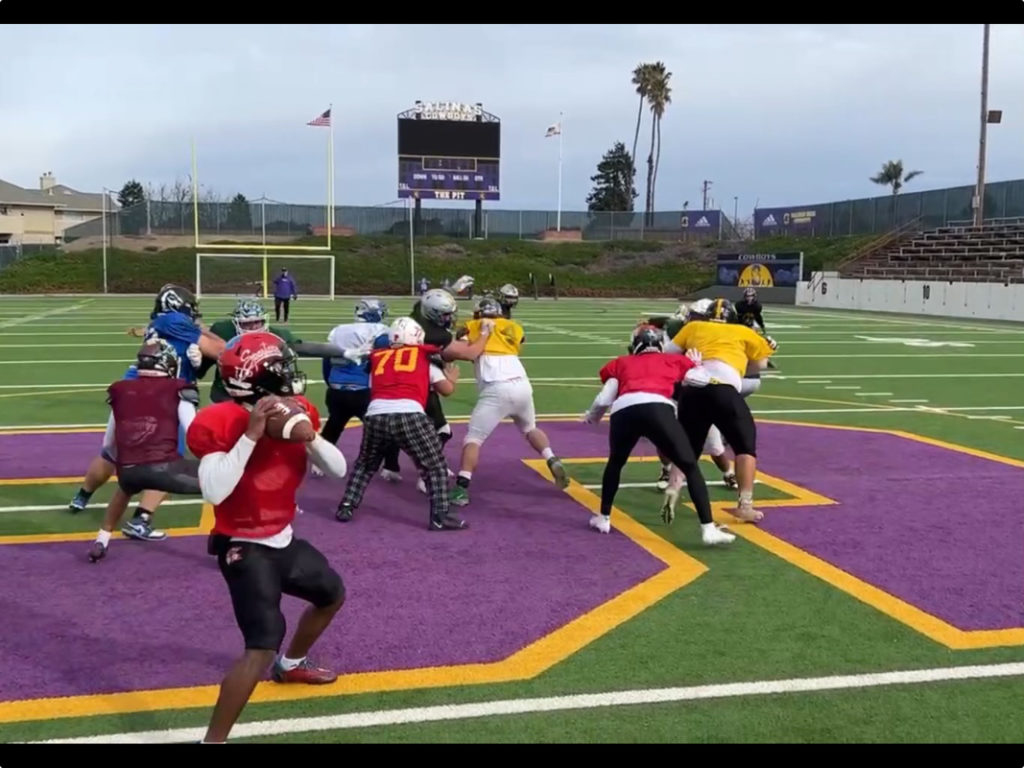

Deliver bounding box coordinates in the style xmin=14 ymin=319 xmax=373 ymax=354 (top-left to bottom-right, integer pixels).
xmin=389 ymin=316 xmax=425 ymax=347
xmin=420 ymin=288 xmax=458 ymax=328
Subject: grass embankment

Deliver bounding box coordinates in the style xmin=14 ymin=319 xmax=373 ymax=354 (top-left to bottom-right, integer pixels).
xmin=0 ymin=234 xmax=873 ymax=296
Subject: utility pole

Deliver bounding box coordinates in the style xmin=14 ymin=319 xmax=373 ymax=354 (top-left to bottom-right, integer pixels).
xmin=701 ymin=180 xmax=712 ymax=211
xmin=974 ymin=23 xmax=991 ymax=227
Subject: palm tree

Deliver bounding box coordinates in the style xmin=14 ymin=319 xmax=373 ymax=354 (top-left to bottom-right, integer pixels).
xmin=640 ymin=62 xmax=671 ymax=226
xmin=870 ymin=160 xmax=923 ymax=223
xmin=630 ymin=64 xmax=656 ymax=187
xmin=647 ymin=64 xmax=672 ymax=223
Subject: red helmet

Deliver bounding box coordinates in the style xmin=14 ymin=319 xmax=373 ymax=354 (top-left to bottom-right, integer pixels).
xmin=218 ymin=331 xmax=306 ymax=400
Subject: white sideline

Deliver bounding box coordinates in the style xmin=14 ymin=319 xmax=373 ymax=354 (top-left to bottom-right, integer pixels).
xmin=31 ymin=661 xmax=1024 ymax=744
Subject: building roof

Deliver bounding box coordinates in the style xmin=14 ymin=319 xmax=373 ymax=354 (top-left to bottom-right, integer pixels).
xmin=0 ymin=177 xmax=114 ymax=212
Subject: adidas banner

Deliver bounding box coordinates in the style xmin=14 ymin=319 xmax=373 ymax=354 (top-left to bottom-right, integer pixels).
xmin=678 ymin=209 xmax=721 ymax=234
xmin=716 ymin=252 xmax=803 ymax=287
xmin=753 ymin=205 xmax=828 ymax=237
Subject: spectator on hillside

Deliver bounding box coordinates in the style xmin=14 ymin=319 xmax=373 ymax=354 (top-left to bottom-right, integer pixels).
xmin=273 ymin=268 xmax=298 ymax=323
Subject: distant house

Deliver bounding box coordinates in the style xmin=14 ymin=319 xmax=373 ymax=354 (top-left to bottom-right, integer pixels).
xmin=0 ymin=172 xmax=115 ymax=245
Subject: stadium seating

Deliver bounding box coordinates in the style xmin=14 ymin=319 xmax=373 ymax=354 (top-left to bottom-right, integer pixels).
xmin=839 ymin=216 xmax=1024 ymax=284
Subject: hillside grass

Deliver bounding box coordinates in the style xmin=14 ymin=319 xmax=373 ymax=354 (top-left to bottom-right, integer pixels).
xmin=0 ymin=233 xmax=875 ymax=297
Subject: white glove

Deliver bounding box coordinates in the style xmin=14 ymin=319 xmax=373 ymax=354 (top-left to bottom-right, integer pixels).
xmin=186 ymin=343 xmax=203 ymax=369
xmin=764 ymin=335 xmax=778 ymax=350
xmin=479 ymin=319 xmax=495 ymax=336
xmin=342 ymin=339 xmax=373 ymax=364
xmin=685 ymin=348 xmax=702 ymax=364
xmin=582 ymin=405 xmax=608 ymax=424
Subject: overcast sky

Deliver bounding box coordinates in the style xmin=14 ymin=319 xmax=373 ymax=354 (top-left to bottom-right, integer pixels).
xmin=3 ymin=24 xmax=1022 ymax=218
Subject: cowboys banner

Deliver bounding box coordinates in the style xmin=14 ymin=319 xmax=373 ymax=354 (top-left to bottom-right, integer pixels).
xmin=716 ymin=252 xmax=802 ymax=287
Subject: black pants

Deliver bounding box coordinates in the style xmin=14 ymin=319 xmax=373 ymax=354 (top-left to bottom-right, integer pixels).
xmin=676 ymin=384 xmax=757 ymax=458
xmin=274 ymin=297 xmax=290 ymax=322
xmin=117 ymin=459 xmax=201 ymax=496
xmin=321 ymin=387 xmax=399 ymax=471
xmin=210 ymin=535 xmax=345 ymax=651
xmin=601 ymin=402 xmax=713 ymax=525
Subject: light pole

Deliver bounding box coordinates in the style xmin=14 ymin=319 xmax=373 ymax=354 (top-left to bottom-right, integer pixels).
xmin=974 ymin=23 xmax=1001 ymax=227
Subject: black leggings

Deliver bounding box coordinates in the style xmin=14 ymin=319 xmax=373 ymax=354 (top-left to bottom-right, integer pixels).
xmin=117 ymin=459 xmax=201 ymax=496
xmin=321 ymin=387 xmax=399 ymax=472
xmin=601 ymin=402 xmax=713 ymax=524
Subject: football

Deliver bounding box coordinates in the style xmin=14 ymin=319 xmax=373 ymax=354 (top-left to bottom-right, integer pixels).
xmin=265 ymin=397 xmax=316 ymax=442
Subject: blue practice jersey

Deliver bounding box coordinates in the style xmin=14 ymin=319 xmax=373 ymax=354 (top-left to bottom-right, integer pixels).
xmin=123 ymin=310 xmax=202 ymax=383
xmin=323 ymin=322 xmax=390 ymax=390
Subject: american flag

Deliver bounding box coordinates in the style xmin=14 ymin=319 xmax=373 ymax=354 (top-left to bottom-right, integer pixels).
xmin=544 ymin=122 xmax=561 ymax=137
xmin=307 ymin=108 xmax=331 ymax=127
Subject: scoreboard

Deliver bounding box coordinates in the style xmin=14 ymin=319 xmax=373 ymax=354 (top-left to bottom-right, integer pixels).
xmin=397 ymin=101 xmax=501 ymax=201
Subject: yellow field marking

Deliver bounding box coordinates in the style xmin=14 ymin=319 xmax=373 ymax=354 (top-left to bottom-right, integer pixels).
xmin=0 ymin=460 xmax=706 ymax=725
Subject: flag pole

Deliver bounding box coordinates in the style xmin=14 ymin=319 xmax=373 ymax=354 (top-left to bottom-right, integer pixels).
xmin=557 ymin=111 xmax=563 ymax=232
xmin=329 ymin=102 xmax=335 ymax=234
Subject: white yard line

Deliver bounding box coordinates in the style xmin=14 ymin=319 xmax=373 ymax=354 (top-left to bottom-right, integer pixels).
xmin=31 ymin=661 xmax=1024 ymax=744
xmin=0 ymin=499 xmax=203 ymax=514
xmin=854 ymin=392 xmax=894 ymax=397
xmin=889 ymin=399 xmax=929 ymax=403
xmin=826 ymin=386 xmax=861 ymax=390
xmin=0 ymin=301 xmax=93 ymax=329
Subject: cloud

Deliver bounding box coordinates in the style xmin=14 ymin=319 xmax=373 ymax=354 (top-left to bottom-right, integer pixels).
xmin=1 ymin=24 xmax=1021 ymax=217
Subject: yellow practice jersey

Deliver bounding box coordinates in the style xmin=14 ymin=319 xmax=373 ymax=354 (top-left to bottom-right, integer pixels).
xmin=671 ymin=320 xmax=774 ymax=379
xmin=463 ymin=317 xmax=525 ymax=357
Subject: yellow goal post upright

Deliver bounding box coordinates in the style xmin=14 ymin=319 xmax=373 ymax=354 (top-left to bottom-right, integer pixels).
xmin=195 ymin=252 xmax=336 ymax=302
xmin=190 ymin=136 xmax=334 ymax=257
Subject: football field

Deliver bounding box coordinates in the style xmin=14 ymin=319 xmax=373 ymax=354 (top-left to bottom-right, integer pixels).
xmin=1 ymin=295 xmax=1023 ymax=743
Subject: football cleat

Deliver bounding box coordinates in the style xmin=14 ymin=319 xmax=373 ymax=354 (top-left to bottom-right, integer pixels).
xmin=379 ymin=468 xmax=402 ymax=483
xmin=430 ymin=513 xmax=468 ymax=531
xmin=589 ymin=515 xmax=611 ymax=534
xmin=547 ymin=457 xmax=569 ymax=489
xmin=335 ymin=502 xmax=354 ymax=523
xmin=449 ymin=486 xmax=470 ymax=506
xmin=121 ymin=517 xmax=167 ymax=541
xmin=722 ymin=472 xmax=738 ymax=489
xmin=68 ymin=490 xmax=91 ymax=514
xmin=702 ymin=524 xmax=736 ymax=546
xmin=271 ymin=658 xmax=337 ymax=685
xmin=87 ymin=541 xmax=107 ymax=563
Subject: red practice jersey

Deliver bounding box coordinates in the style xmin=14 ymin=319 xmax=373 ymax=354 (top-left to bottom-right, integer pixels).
xmin=368 ymin=344 xmax=441 ymax=409
xmin=186 ymin=395 xmax=321 ymax=539
xmin=599 ymin=353 xmax=697 ymax=400
xmin=107 ymin=377 xmax=192 ymax=467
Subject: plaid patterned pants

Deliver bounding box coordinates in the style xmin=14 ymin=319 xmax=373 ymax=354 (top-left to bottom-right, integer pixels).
xmin=341 ymin=411 xmax=449 ymax=520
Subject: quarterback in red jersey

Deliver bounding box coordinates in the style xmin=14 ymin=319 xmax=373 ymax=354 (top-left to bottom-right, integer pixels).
xmin=186 ymin=331 xmax=349 ymax=744
xmin=335 ymin=316 xmax=470 ymax=530
xmin=582 ymin=325 xmax=735 ymax=546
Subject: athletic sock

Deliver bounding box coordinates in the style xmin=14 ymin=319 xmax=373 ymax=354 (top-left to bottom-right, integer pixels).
xmin=738 ymin=491 xmax=753 ymax=505
xmin=278 ymin=655 xmax=305 ymax=671
xmin=96 ymin=529 xmax=112 ymax=547
xmin=541 ymin=447 xmax=555 ymax=460
xmin=133 ymin=507 xmax=153 ymax=523
xmin=77 ymin=487 xmax=94 ymax=501
xmin=457 ymin=472 xmax=472 ymax=488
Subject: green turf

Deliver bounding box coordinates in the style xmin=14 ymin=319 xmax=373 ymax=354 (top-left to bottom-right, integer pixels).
xmin=1 ymin=296 xmax=1023 ymax=744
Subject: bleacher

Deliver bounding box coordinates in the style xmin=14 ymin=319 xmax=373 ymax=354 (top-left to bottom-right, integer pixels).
xmin=839 ymin=216 xmax=1024 ymax=284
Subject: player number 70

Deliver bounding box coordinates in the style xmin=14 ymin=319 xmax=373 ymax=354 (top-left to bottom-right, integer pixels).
xmin=374 ymin=346 xmax=420 ymax=374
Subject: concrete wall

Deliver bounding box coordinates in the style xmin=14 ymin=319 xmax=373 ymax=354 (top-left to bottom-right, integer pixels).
xmin=797 ymin=272 xmax=1024 ymax=322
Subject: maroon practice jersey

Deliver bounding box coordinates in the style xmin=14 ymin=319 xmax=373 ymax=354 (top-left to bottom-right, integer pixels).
xmin=107 ymin=377 xmax=192 ymax=466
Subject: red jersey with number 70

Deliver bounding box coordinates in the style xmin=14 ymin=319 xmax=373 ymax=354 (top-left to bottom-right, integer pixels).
xmin=367 ymin=344 xmax=442 ymax=411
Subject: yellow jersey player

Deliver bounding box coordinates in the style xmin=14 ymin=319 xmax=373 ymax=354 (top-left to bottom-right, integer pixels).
xmin=449 ymin=297 xmax=568 ymax=508
xmin=662 ymin=298 xmax=776 ymax=524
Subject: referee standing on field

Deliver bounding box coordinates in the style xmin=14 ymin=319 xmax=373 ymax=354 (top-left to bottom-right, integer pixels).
xmin=273 ymin=268 xmax=298 ymax=323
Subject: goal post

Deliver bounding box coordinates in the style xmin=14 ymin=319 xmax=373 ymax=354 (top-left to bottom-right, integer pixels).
xmin=195 ymin=252 xmax=335 ymax=301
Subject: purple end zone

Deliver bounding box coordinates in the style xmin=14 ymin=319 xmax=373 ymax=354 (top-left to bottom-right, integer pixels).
xmin=755 ymin=424 xmax=1024 ymax=633
xmin=0 ymin=422 xmax=664 ymax=703
xmin=0 ymin=431 xmax=103 ymax=479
